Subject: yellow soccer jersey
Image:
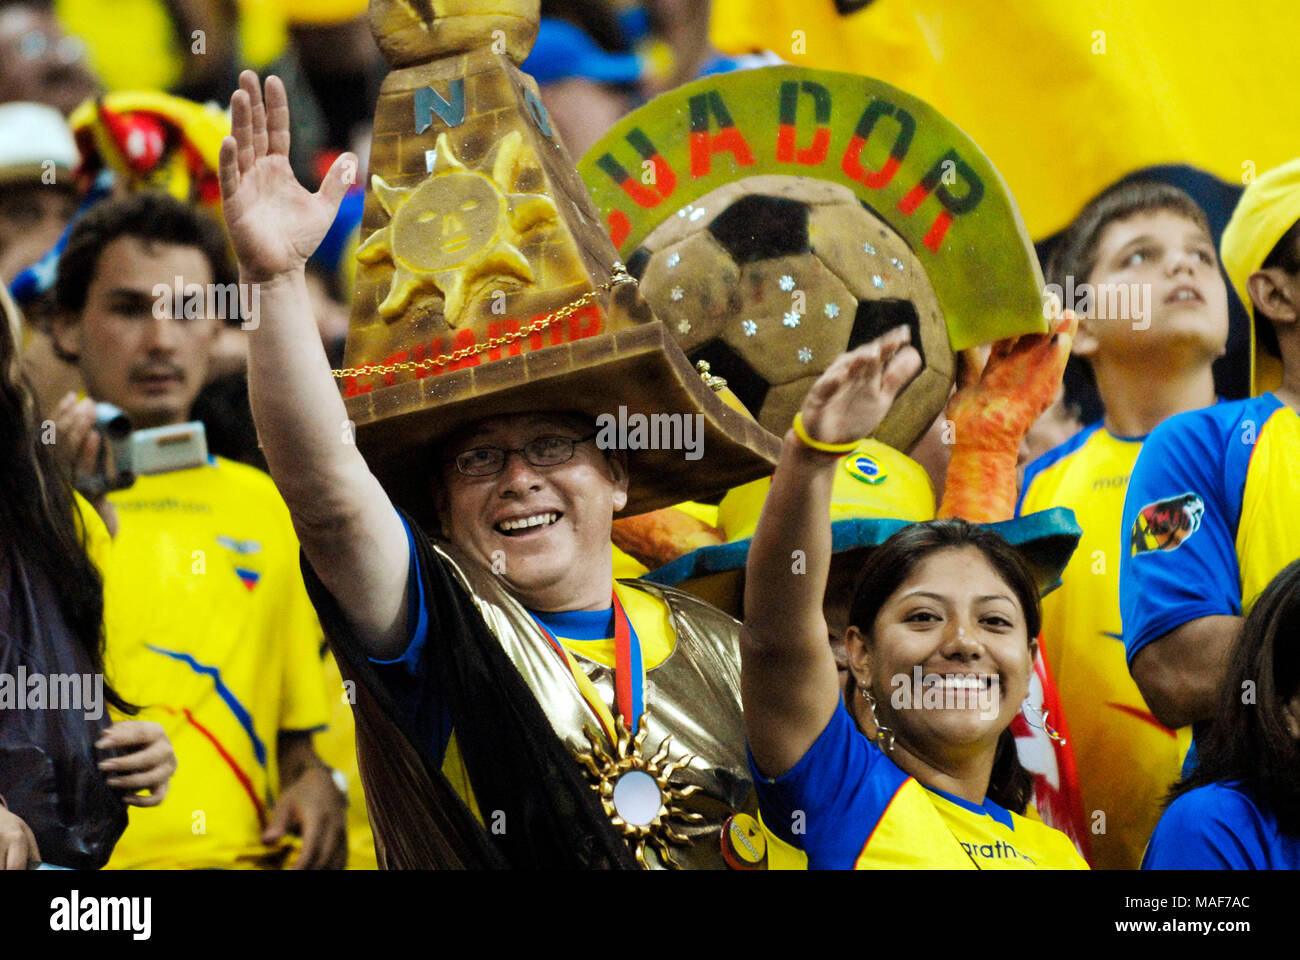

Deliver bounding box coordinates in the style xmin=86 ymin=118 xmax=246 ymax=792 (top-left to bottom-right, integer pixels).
xmin=313 ymin=650 xmax=379 ymax=870
xmin=103 ymin=457 xmax=329 ymax=870
xmin=1019 ymin=424 xmax=1192 ymax=869
xmin=71 ymin=491 xmax=112 ymax=572
xmin=756 ymin=704 xmax=1088 ymax=869
xmin=57 ymin=0 xmax=288 ymax=90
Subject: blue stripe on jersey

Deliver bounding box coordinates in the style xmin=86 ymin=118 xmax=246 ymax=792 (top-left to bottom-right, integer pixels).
xmin=928 ymin=785 xmax=1015 ymax=830
xmin=145 ymin=645 xmax=268 ymax=768
xmin=1016 ymin=422 xmax=1103 ymax=517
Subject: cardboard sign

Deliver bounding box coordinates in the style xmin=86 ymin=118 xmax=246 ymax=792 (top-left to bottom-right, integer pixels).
xmin=579 ymin=67 xmax=1047 ymax=351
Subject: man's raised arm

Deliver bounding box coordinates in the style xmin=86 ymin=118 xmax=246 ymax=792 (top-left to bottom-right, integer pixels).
xmin=220 ymin=71 xmax=410 ymax=656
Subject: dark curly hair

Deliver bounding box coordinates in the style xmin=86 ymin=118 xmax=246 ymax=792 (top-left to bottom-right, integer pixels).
xmin=53 ymin=191 xmax=236 ymax=360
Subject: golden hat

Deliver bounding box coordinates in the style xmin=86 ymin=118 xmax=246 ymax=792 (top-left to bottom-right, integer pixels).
xmin=339 ymin=0 xmax=779 ymax=529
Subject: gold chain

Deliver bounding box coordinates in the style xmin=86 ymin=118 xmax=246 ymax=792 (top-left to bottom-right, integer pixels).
xmin=331 ymin=264 xmax=636 ymax=380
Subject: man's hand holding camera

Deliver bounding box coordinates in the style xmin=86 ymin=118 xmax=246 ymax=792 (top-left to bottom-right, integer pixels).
xmin=50 ymin=391 xmax=120 ymax=534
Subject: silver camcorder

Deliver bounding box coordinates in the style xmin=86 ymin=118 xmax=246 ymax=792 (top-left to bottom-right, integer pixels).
xmin=81 ymin=403 xmax=209 ymax=497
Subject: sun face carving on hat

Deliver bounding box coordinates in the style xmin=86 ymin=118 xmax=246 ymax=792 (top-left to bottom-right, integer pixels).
xmin=357 ymin=131 xmax=558 ymax=325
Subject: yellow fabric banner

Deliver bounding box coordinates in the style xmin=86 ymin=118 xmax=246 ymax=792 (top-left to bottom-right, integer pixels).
xmin=711 ymin=0 xmax=1299 ymax=237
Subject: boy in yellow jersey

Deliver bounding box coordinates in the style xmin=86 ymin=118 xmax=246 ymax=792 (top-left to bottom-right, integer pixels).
xmin=1018 ymin=181 xmax=1229 ymax=868
xmin=1122 ymin=158 xmax=1300 ymax=737
xmin=50 ymin=191 xmax=346 ymax=869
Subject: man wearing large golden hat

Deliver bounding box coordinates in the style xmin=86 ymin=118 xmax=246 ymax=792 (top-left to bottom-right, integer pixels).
xmin=217 ymin=0 xmax=790 ymax=870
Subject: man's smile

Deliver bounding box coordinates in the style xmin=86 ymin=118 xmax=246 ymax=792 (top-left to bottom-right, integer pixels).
xmin=494 ymin=510 xmax=563 ymax=536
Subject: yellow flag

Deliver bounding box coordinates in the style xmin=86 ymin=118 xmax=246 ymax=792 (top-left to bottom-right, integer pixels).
xmin=711 ymin=0 xmax=1300 ymax=237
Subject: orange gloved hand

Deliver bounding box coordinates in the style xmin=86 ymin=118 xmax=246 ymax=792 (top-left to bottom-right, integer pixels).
xmin=938 ymin=306 xmax=1077 ymax=523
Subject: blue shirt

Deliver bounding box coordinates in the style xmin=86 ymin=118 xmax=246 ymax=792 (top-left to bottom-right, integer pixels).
xmin=1120 ymin=393 xmax=1300 ymax=666
xmin=750 ymin=702 xmax=1087 ymax=869
xmin=1142 ymin=782 xmax=1300 ymax=869
xmin=367 ymin=515 xmax=638 ymax=768
xmin=366 ymin=515 xmax=450 ymax=764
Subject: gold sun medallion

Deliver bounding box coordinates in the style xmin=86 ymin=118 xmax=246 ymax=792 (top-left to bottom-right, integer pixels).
xmin=576 ymin=718 xmax=705 ymax=869
xmin=356 ymin=130 xmax=559 ymax=325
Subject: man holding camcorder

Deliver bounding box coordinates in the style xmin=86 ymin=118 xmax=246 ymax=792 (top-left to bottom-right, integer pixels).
xmin=48 ymin=190 xmax=347 ymax=870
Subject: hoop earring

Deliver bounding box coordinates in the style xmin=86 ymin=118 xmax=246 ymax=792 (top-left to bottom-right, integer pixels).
xmin=1021 ymin=698 xmax=1067 ymax=744
xmin=859 ymin=686 xmax=895 ymax=753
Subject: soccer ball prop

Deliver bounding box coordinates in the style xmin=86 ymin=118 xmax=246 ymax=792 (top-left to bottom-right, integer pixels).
xmin=579 ymin=66 xmax=1051 ymax=453
xmin=626 ymin=175 xmax=954 ymax=450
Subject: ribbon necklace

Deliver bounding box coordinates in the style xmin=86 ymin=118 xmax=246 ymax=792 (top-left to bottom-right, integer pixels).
xmin=530 ymin=589 xmax=645 ymax=743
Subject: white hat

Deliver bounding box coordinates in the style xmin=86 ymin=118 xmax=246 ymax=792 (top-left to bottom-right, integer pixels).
xmin=0 ymin=102 xmax=78 ymax=188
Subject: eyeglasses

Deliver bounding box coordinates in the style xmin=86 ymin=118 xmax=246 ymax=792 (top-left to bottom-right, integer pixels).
xmin=448 ymin=433 xmax=599 ymax=477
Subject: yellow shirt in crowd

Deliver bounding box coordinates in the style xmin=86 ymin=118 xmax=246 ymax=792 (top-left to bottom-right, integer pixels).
xmin=1019 ymin=424 xmax=1192 ymax=870
xmin=102 ymin=457 xmax=332 ymax=869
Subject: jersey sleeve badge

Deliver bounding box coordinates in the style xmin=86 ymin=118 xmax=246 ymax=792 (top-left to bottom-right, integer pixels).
xmin=1130 ymin=493 xmax=1205 ymax=556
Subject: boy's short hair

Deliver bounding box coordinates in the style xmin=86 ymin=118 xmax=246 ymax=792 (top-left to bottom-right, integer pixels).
xmin=54 ymin=191 xmax=235 ymax=317
xmin=1045 ymin=181 xmax=1213 ymax=291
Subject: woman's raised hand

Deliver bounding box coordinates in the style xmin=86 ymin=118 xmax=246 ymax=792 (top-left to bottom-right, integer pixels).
xmin=796 ymin=325 xmax=921 ymax=447
xmin=218 ymin=70 xmax=358 ymax=283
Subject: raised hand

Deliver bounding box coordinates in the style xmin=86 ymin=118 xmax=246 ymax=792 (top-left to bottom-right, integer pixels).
xmin=938 ymin=303 xmax=1078 ymax=522
xmin=796 ymin=325 xmax=921 ymax=447
xmin=219 ymin=71 xmax=358 ymax=283
xmin=945 ymin=304 xmax=1078 ymax=451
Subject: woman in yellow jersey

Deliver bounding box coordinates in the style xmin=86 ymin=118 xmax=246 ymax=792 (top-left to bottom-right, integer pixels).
xmin=0 ymin=285 xmax=175 ymax=869
xmin=742 ymin=327 xmax=1088 ymax=869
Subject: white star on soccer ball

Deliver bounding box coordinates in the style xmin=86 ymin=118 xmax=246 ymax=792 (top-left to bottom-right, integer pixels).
xmin=783 ymin=311 xmax=801 ymax=328
xmin=742 ymin=319 xmax=758 ymax=336
xmin=778 ymin=275 xmax=795 ymax=291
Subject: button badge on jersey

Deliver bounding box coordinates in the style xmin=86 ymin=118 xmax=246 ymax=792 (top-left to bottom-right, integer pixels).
xmin=720 ymin=813 xmax=767 ymax=870
xmin=217 ymin=535 xmax=263 ymax=590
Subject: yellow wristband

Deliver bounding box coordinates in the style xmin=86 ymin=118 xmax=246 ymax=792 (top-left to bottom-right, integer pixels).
xmin=791 ymin=412 xmax=862 ymax=455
